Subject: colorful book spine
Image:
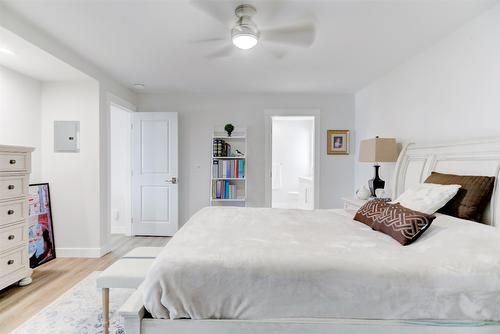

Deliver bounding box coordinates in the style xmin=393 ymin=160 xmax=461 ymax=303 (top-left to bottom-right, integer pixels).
xmin=238 ymin=160 xmax=244 ymax=178
xmin=213 ymin=180 xmax=239 ymax=199
xmin=212 ymin=160 xmax=219 ymax=178
xmin=215 ymin=180 xmax=221 ymax=199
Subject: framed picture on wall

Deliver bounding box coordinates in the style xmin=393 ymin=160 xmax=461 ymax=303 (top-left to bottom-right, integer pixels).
xmin=28 ymin=183 xmax=56 ymax=268
xmin=327 ymin=130 xmax=350 ymax=155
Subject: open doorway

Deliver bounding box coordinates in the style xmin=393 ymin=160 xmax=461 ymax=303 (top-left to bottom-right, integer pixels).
xmin=272 ymin=116 xmax=315 ymax=209
xmin=265 ymin=110 xmax=320 ymax=210
xmin=110 ymin=103 xmax=132 ymax=235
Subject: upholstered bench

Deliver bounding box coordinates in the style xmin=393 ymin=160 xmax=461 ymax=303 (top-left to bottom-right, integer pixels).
xmin=121 ymin=246 xmax=163 ymax=259
xmin=97 ymin=247 xmax=162 ymax=334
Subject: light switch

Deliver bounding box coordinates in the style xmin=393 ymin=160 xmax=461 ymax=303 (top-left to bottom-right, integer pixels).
xmin=54 ymin=121 xmax=80 ymax=152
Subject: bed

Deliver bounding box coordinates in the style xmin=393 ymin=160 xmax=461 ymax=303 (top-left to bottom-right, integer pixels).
xmin=120 ymin=138 xmax=500 ymax=334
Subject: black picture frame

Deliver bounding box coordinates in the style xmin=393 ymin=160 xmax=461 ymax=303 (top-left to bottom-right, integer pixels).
xmin=28 ymin=183 xmax=56 ymax=268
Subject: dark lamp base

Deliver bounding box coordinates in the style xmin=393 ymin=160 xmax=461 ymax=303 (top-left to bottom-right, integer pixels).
xmin=368 ymin=165 xmax=385 ymax=197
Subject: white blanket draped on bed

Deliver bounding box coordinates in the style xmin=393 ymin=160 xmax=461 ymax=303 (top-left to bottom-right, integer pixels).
xmin=141 ymin=207 xmax=500 ymax=321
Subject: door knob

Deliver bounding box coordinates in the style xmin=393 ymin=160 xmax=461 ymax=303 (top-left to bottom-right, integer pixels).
xmin=165 ymin=177 xmax=177 ymax=184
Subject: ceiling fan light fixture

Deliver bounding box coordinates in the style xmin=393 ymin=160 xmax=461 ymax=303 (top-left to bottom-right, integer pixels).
xmin=232 ymin=33 xmax=258 ymax=50
xmin=231 ymin=5 xmax=259 ymax=50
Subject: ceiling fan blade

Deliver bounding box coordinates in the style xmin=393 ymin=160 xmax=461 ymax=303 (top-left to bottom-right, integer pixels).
xmin=206 ymin=44 xmax=235 ymax=59
xmin=261 ymin=22 xmax=316 ymax=48
xmin=190 ymin=0 xmax=233 ymax=27
xmin=264 ymin=47 xmax=287 ymax=59
xmin=189 ymin=37 xmax=227 ymax=44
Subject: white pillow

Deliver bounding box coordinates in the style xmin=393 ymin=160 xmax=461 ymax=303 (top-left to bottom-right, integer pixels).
xmin=393 ymin=183 xmax=461 ymax=214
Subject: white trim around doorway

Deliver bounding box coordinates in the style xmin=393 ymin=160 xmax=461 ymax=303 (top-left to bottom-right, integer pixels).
xmin=264 ymin=109 xmax=320 ymax=209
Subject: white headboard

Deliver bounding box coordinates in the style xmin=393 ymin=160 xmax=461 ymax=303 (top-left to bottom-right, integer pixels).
xmin=392 ymin=138 xmax=500 ymax=226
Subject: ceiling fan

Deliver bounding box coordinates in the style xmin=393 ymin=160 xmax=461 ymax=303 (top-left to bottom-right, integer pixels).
xmin=190 ymin=1 xmax=316 ymax=58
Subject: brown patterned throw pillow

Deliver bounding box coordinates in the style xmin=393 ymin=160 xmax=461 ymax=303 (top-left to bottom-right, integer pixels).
xmin=372 ymin=203 xmax=435 ymax=246
xmin=354 ymin=200 xmax=391 ymax=227
xmin=425 ymin=172 xmax=495 ymax=222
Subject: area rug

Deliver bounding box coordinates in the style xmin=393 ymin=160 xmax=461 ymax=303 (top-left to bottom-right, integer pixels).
xmin=12 ymin=272 xmax=134 ymax=334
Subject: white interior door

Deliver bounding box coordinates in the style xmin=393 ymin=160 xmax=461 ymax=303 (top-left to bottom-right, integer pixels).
xmin=132 ymin=112 xmax=178 ymax=236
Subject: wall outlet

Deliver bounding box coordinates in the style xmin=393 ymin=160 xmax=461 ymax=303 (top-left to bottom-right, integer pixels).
xmin=113 ymin=210 xmax=120 ymax=221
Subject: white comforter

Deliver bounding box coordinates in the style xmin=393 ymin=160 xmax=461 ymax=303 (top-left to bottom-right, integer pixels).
xmin=142 ymin=207 xmax=500 ymax=320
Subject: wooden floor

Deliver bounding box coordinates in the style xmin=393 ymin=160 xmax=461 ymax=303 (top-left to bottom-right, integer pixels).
xmin=0 ymin=235 xmax=170 ymax=334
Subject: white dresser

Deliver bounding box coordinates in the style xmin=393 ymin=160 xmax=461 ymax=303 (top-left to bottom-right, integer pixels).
xmin=0 ymin=145 xmax=34 ymax=290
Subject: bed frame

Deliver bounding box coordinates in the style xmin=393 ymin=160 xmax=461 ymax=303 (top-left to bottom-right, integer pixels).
xmin=120 ymin=138 xmax=500 ymax=333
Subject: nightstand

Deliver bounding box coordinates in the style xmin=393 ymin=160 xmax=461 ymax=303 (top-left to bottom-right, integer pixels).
xmin=342 ymin=197 xmax=368 ymax=211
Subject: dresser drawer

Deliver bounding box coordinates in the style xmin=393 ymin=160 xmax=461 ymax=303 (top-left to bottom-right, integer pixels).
xmin=0 ymin=222 xmax=27 ymax=253
xmin=0 ymin=200 xmax=26 ymax=227
xmin=0 ymin=176 xmax=28 ymax=201
xmin=0 ymin=246 xmax=28 ymax=279
xmin=0 ymin=153 xmax=27 ymax=172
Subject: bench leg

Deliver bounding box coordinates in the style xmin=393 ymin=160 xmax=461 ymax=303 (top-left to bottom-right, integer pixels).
xmin=102 ymin=288 xmax=110 ymax=334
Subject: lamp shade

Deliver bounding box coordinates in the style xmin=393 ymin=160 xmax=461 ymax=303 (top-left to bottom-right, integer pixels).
xmin=359 ymin=137 xmax=398 ymax=163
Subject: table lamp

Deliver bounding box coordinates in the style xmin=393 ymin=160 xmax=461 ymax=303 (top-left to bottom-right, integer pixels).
xmin=359 ymin=136 xmax=398 ymax=197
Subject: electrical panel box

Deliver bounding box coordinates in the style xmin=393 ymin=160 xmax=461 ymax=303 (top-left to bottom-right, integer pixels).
xmin=54 ymin=121 xmax=80 ymax=152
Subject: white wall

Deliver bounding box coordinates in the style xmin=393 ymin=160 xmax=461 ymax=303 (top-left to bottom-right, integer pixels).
xmin=1 ymin=6 xmax=138 ymax=256
xmin=354 ymin=4 xmax=500 ymax=195
xmin=138 ymin=92 xmax=355 ymax=225
xmin=272 ymin=117 xmax=314 ymax=208
xmin=41 ymin=81 xmax=101 ymax=257
xmin=110 ymin=104 xmax=131 ymax=235
xmin=0 ymin=65 xmax=42 ymax=181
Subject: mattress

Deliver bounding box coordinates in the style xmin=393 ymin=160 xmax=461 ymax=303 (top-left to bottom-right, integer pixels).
xmin=141 ymin=206 xmax=500 ymax=321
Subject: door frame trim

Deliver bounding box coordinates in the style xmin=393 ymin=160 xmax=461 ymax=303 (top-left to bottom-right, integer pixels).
xmin=102 ymin=94 xmax=137 ymax=256
xmin=264 ymin=109 xmax=320 ymax=209
xmin=109 ymin=103 xmax=133 ymax=237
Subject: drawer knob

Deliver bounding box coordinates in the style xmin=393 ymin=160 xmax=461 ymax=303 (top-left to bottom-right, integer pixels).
xmin=8 ymin=234 xmax=15 ymax=240
xmin=7 ymin=259 xmax=14 ymax=265
xmin=7 ymin=209 xmax=14 ymax=215
xmin=8 ymin=185 xmax=15 ymax=190
xmin=9 ymin=159 xmax=16 ymax=165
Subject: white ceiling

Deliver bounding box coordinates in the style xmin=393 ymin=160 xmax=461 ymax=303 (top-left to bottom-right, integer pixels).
xmin=1 ymin=0 xmax=498 ymax=93
xmin=0 ymin=26 xmax=90 ymax=82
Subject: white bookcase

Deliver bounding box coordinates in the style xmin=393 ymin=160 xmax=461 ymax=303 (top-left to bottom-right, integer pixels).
xmin=210 ymin=127 xmax=247 ymax=207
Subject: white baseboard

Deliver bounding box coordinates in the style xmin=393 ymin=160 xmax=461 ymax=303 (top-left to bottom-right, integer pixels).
xmin=100 ymin=242 xmax=112 ymax=257
xmin=111 ymin=225 xmax=129 ymax=235
xmin=56 ymin=247 xmax=103 ymax=258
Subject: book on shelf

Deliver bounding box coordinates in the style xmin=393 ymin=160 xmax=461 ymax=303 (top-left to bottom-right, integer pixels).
xmin=212 ymin=159 xmax=245 ymax=178
xmin=213 ymin=180 xmax=238 ymax=199
xmin=213 ymin=139 xmax=218 ymax=157
xmin=213 ymin=139 xmax=224 ymax=157
xmin=213 ymin=138 xmax=242 ymax=157
xmin=238 ymin=159 xmax=244 ymax=178
xmin=212 ymin=160 xmax=219 ymax=178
